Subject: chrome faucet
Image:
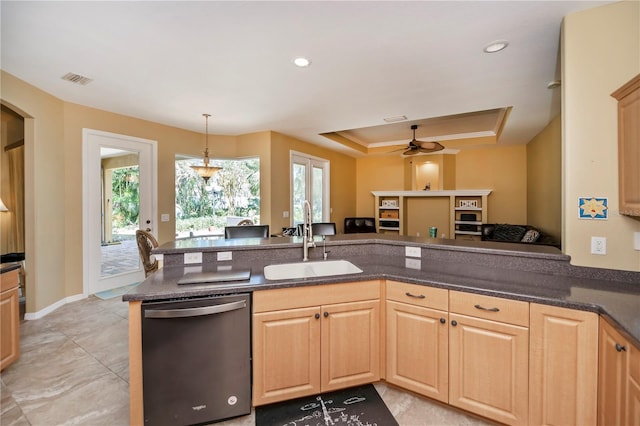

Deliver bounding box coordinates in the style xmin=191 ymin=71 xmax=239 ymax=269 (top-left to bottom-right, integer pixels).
xmin=302 ymin=200 xmax=315 ymax=261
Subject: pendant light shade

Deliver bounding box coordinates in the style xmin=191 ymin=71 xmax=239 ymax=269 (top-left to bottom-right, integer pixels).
xmin=191 ymin=113 xmax=222 ymax=183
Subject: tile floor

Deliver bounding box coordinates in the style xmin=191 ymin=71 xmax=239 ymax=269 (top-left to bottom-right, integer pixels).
xmin=1 ymin=295 xmax=493 ymax=426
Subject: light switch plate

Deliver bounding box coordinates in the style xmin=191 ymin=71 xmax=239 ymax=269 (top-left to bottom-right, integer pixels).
xmin=591 ymin=237 xmax=606 ymax=255
xmin=184 ymin=252 xmax=203 ymax=264
xmin=217 ymin=251 xmax=232 ymax=261
xmin=160 ymin=214 xmax=170 ymax=222
xmin=405 ymin=246 xmax=421 ymax=258
xmin=634 ymin=232 xmax=640 ymax=251
xmin=405 ymin=258 xmax=421 ymax=270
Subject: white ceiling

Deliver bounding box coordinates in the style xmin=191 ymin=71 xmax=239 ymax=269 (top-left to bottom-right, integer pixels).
xmin=1 ymin=1 xmax=613 ymax=157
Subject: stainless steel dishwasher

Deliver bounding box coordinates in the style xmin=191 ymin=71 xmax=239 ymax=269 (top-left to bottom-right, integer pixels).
xmin=141 ymin=293 xmax=251 ymax=425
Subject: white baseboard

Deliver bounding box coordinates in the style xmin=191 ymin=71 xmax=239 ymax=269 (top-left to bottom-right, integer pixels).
xmin=23 ymin=293 xmax=87 ymax=320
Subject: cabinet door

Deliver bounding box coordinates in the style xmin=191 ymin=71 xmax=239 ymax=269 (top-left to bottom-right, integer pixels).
xmin=598 ymin=319 xmax=627 ymax=426
xmin=253 ymin=306 xmax=321 ymax=405
xmin=629 ymin=341 xmax=640 ymax=426
xmin=386 ymin=300 xmax=448 ymax=402
xmin=449 ymin=313 xmax=529 ymax=426
xmin=530 ymin=304 xmax=598 ymax=426
xmin=0 ymin=286 xmax=20 ymax=371
xmin=321 ymin=300 xmax=380 ymax=392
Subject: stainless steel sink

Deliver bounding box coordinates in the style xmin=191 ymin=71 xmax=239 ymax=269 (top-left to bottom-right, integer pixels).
xmin=263 ymin=260 xmax=363 ymax=280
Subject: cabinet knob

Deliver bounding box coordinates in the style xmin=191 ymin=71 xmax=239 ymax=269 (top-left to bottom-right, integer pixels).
xmin=315 ymin=313 xmax=320 ymax=319
xmin=451 ymin=320 xmax=458 ymax=327
xmin=616 ymin=343 xmax=627 ymax=352
xmin=324 ymin=311 xmax=329 ymax=318
xmin=440 ymin=318 xmax=446 ymax=324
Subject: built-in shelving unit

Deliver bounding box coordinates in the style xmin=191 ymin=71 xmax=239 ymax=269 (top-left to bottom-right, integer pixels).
xmin=372 ymin=190 xmax=491 ymax=239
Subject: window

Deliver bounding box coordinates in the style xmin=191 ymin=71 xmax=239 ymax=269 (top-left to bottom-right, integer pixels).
xmin=175 ymin=156 xmax=260 ymax=237
xmin=291 ymin=152 xmax=329 ymax=225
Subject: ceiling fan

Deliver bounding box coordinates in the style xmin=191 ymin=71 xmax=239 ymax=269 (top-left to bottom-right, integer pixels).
xmin=394 ymin=124 xmax=445 ymax=156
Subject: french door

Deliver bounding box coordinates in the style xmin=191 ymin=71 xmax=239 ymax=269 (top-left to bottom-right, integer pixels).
xmin=291 ymin=152 xmax=329 ymax=226
xmin=82 ymin=129 xmax=157 ymax=295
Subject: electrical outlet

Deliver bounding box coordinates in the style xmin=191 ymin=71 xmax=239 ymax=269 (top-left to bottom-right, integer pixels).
xmin=634 ymin=232 xmax=640 ymax=251
xmin=184 ymin=252 xmax=203 ymax=264
xmin=283 ymin=211 xmax=289 ymax=218
xmin=405 ymin=246 xmax=421 ymax=258
xmin=160 ymin=213 xmax=170 ymax=222
xmin=591 ymin=237 xmax=607 ymax=255
xmin=217 ymin=251 xmax=232 ymax=261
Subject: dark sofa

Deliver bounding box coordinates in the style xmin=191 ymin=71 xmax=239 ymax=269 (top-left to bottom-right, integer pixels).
xmin=481 ymin=224 xmax=560 ymax=248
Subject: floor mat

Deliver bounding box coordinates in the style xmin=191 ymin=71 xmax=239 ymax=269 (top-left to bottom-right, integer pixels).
xmin=95 ymin=282 xmax=140 ymax=300
xmin=255 ymin=384 xmax=398 ymax=426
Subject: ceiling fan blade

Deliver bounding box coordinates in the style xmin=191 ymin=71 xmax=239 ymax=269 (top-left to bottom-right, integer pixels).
xmin=387 ymin=146 xmax=408 ymax=153
xmin=403 ymin=148 xmax=420 ymax=156
xmin=416 ymin=141 xmax=445 ymax=152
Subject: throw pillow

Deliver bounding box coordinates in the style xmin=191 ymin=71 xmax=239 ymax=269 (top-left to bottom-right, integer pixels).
xmin=492 ymin=224 xmax=527 ymax=242
xmin=521 ymin=229 xmax=541 ymax=243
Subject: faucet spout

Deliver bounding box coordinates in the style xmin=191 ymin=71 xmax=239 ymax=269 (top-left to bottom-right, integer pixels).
xmin=302 ymin=200 xmax=315 ymax=261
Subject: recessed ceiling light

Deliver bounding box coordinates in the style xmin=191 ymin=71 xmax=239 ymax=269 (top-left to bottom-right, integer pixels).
xmin=293 ymin=57 xmax=311 ymax=67
xmin=483 ymin=40 xmax=509 ymax=53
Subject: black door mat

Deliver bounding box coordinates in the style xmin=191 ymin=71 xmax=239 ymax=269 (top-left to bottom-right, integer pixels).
xmin=255 ymin=383 xmax=398 ymax=426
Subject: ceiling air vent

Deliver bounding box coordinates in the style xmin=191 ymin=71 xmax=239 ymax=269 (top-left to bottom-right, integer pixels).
xmin=61 ymin=72 xmax=93 ymax=85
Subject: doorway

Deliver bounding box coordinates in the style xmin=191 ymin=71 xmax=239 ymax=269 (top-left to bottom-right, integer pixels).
xmin=82 ymin=129 xmax=157 ymax=295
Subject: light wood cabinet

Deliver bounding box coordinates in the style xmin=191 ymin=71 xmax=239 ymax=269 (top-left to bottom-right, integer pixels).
xmin=253 ymin=281 xmax=380 ymax=406
xmin=599 ymin=317 xmax=640 ymax=426
xmin=611 ymin=73 xmax=640 ymax=217
xmin=448 ymin=291 xmax=529 ymax=426
xmin=529 ymin=303 xmax=598 ymax=426
xmin=1 ymin=268 xmax=20 ymax=371
xmin=386 ymin=281 xmax=449 ymax=402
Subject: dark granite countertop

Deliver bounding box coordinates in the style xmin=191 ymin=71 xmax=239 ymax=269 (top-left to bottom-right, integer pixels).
xmin=1 ymin=262 xmax=22 ymax=274
xmin=125 ymin=237 xmax=640 ymax=347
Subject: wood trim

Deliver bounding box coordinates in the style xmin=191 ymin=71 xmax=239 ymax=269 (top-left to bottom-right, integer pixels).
xmin=3 ymin=139 xmax=24 ymax=152
xmin=128 ymin=301 xmax=143 ymax=426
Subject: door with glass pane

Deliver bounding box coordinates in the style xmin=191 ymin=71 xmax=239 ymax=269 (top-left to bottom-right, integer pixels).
xmin=291 ymin=153 xmax=329 ymax=226
xmin=83 ymin=129 xmax=157 ymax=295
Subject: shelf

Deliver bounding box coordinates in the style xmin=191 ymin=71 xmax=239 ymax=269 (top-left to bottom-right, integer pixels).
xmin=379 ymin=206 xmax=400 ymax=210
xmin=455 ymin=207 xmax=482 ymax=211
xmin=455 ymin=230 xmax=482 ymax=235
xmin=455 ymin=220 xmax=482 ymax=225
xmin=379 ymin=218 xmax=400 ymax=222
xmin=379 ymin=226 xmax=400 ymax=231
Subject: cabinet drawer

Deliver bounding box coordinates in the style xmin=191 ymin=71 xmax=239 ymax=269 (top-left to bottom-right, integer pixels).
xmin=1 ymin=269 xmax=19 ymax=293
xmin=449 ymin=290 xmax=529 ymax=327
xmin=630 ymin=341 xmax=640 ymax=384
xmin=254 ymin=280 xmax=380 ymax=313
xmin=386 ymin=281 xmax=448 ymax=311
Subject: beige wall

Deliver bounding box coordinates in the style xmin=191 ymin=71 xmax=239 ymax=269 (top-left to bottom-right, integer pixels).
xmin=270 ymin=132 xmax=356 ymax=234
xmin=356 ymin=155 xmax=406 ymax=217
xmin=1 ymin=71 xmax=66 ymax=313
xmin=527 ymin=115 xmax=562 ymax=243
xmin=456 ymin=145 xmax=528 ymax=224
xmin=563 ymin=1 xmax=640 ymax=271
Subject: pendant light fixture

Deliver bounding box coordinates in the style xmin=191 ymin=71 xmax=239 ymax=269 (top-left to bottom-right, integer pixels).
xmin=190 ymin=113 xmax=222 ymax=183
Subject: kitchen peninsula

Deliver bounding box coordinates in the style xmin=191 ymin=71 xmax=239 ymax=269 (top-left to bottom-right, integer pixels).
xmin=124 ymin=234 xmax=640 ymax=426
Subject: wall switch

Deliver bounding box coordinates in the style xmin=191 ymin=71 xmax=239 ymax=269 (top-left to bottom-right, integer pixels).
xmin=634 ymin=232 xmax=640 ymax=251
xmin=591 ymin=237 xmax=607 ymax=255
xmin=283 ymin=211 xmax=289 ymax=218
xmin=160 ymin=213 xmax=170 ymax=222
xmin=184 ymin=252 xmax=203 ymax=264
xmin=217 ymin=251 xmax=233 ymax=261
xmin=405 ymin=246 xmax=421 ymax=258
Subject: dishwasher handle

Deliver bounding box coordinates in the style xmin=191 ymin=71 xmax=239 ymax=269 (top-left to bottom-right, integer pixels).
xmin=144 ymin=299 xmax=247 ymax=319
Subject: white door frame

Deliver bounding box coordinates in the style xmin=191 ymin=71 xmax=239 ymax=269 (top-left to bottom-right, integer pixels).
xmin=82 ymin=129 xmax=158 ymax=296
